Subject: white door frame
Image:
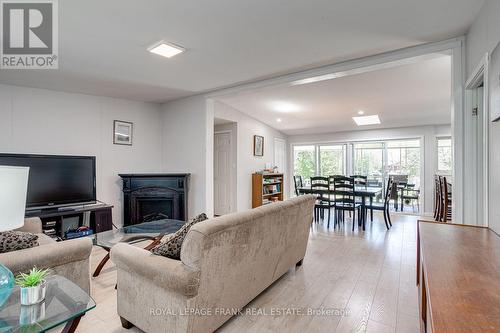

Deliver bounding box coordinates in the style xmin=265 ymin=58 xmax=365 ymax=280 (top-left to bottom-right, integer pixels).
xmin=214 ymin=130 xmax=235 ymax=215
xmin=206 ymin=37 xmax=465 ymax=222
xmin=464 ymin=53 xmax=490 ymax=226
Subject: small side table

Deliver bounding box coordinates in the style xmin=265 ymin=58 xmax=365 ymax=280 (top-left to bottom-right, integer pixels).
xmin=0 ymin=275 xmax=95 ymax=333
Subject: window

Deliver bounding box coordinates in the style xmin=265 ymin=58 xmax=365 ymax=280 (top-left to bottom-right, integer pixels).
xmin=293 ymin=145 xmax=316 ymax=181
xmin=353 ymin=142 xmax=384 ymax=187
xmin=293 ymin=144 xmax=347 ymax=182
xmin=386 ymin=139 xmax=421 ymax=187
xmin=437 ymin=137 xmax=452 ymax=173
xmin=319 ymin=145 xmax=346 ymax=176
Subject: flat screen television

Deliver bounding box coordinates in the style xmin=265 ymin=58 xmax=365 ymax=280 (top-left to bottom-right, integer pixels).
xmin=0 ymin=153 xmax=96 ymax=210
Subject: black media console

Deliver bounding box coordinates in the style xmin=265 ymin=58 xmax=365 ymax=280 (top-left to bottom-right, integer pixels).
xmin=25 ymin=204 xmax=113 ymax=241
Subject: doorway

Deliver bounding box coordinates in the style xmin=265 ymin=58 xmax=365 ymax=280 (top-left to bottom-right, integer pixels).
xmin=274 ymin=138 xmax=286 ymax=174
xmin=214 ymin=127 xmax=235 ymax=216
xmin=465 ymin=54 xmax=489 ymax=226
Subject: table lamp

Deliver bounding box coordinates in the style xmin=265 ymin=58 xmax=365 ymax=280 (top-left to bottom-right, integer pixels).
xmin=0 ymin=166 xmax=30 ymax=307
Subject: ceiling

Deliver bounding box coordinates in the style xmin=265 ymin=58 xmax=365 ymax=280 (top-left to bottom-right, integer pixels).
xmin=0 ymin=0 xmax=483 ymax=103
xmin=217 ymin=55 xmax=452 ymax=135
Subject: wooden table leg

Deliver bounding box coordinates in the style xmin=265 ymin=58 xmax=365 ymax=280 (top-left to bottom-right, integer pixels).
xmin=94 ymin=236 xmax=162 ymax=278
xmin=93 ymin=252 xmax=110 ymax=277
xmin=370 ymin=196 xmax=373 ymax=221
xmin=62 ymin=314 xmax=82 ymax=333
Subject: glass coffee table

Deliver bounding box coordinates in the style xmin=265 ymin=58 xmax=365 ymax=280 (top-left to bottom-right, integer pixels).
xmin=91 ymin=218 xmax=185 ymax=277
xmin=0 ymin=275 xmax=95 ymax=333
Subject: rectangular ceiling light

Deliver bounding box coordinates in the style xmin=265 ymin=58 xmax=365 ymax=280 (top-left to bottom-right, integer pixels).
xmin=352 ymin=115 xmax=381 ymax=126
xmin=148 ymin=42 xmax=185 ymax=58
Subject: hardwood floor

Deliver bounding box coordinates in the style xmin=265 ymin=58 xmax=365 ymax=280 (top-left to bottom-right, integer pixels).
xmin=77 ymin=212 xmax=420 ymax=333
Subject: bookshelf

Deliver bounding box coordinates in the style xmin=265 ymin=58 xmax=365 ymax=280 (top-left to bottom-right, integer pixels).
xmin=252 ymin=173 xmax=284 ymax=208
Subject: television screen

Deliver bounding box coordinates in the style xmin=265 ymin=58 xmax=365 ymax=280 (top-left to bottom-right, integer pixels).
xmin=0 ymin=154 xmax=96 ymax=209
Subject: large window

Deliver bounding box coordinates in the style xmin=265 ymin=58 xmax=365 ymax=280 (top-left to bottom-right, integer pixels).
xmin=437 ymin=137 xmax=452 ymax=173
xmin=353 ymin=142 xmax=384 ymax=187
xmin=293 ymin=145 xmax=316 ymax=181
xmin=386 ymin=139 xmax=421 ymax=187
xmin=319 ymin=145 xmax=346 ymax=176
xmin=293 ymin=144 xmax=346 ymax=181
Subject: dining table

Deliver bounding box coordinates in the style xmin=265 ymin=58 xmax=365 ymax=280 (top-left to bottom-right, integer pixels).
xmin=298 ymin=185 xmax=383 ymax=221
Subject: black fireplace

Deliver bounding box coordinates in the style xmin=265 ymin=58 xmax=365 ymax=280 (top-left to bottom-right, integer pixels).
xmin=119 ymin=174 xmax=189 ymax=226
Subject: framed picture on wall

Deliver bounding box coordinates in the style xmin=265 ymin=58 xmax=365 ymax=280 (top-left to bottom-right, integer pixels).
xmin=113 ymin=120 xmax=133 ymax=145
xmin=254 ymin=135 xmax=264 ymax=156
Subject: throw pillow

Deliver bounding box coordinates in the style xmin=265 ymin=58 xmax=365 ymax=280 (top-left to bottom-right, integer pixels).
xmin=0 ymin=231 xmax=39 ymax=253
xmin=151 ymin=213 xmax=208 ymax=260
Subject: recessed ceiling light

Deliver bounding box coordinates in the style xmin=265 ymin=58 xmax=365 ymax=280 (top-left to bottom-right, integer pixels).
xmin=148 ymin=42 xmax=185 ymax=58
xmin=271 ymin=101 xmax=301 ymax=113
xmin=353 ymin=115 xmax=381 ymax=126
xmin=276 ymin=118 xmax=282 ymax=123
xmin=357 ymin=110 xmax=365 ymax=115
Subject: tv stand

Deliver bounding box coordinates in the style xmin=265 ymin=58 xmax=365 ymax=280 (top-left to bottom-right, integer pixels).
xmin=26 ymin=203 xmax=113 ymax=240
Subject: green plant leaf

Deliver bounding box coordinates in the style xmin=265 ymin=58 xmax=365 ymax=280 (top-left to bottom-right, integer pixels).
xmin=15 ymin=267 xmax=51 ymax=288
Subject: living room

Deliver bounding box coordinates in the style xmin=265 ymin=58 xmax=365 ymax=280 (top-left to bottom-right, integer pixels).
xmin=1 ymin=0 xmax=500 ymax=332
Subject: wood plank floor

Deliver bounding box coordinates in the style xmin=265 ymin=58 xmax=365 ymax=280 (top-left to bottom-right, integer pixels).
xmin=76 ymin=212 xmax=420 ymax=333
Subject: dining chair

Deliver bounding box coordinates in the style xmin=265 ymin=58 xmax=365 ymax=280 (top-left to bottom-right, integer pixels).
xmin=434 ymin=175 xmax=440 ymax=220
xmin=333 ymin=176 xmax=362 ymax=231
xmin=388 ymin=174 xmax=408 ymax=211
xmin=293 ymin=175 xmax=303 ymax=196
xmin=351 ymin=175 xmax=369 ymax=217
xmin=310 ymin=176 xmax=335 ymax=224
xmin=439 ymin=176 xmax=452 ymax=222
xmin=364 ymin=178 xmax=393 ymax=229
xmin=401 ymin=184 xmax=420 ymax=212
xmin=351 ymin=175 xmax=367 ymax=186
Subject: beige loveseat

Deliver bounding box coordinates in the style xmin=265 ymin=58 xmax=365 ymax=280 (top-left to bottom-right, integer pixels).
xmin=0 ymin=217 xmax=93 ymax=293
xmin=111 ymin=194 xmax=316 ymax=333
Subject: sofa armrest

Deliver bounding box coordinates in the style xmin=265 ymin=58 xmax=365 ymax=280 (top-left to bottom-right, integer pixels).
xmin=0 ymin=237 xmax=92 ymax=275
xmin=16 ymin=217 xmax=43 ymax=234
xmin=110 ymin=243 xmax=200 ymax=297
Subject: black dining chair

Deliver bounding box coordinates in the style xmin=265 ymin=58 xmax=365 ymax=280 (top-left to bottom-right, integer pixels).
xmin=310 ymin=176 xmax=335 ymax=224
xmin=333 ymin=176 xmax=362 ymax=231
xmin=293 ymin=175 xmax=303 ymax=196
xmin=351 ymin=175 xmax=367 ymax=186
xmin=401 ymin=184 xmax=420 ymax=212
xmin=351 ymin=175 xmax=369 ymax=216
xmin=364 ymin=178 xmax=393 ymax=229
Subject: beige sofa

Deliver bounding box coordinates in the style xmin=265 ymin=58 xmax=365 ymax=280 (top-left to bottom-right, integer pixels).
xmin=0 ymin=217 xmax=93 ymax=293
xmin=111 ymin=194 xmax=316 ymax=333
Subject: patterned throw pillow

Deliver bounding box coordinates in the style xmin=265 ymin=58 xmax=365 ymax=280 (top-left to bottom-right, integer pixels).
xmin=0 ymin=231 xmax=39 ymax=253
xmin=151 ymin=213 xmax=208 ymax=260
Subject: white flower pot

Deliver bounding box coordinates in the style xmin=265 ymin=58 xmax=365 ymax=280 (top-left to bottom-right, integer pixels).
xmin=19 ymin=281 xmax=47 ymax=305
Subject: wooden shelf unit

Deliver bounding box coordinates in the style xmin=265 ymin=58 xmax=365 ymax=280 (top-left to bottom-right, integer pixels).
xmin=252 ymin=173 xmax=284 ymax=208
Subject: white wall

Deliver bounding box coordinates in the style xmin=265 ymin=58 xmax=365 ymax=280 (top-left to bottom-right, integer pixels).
xmin=161 ymin=95 xmax=213 ymax=219
xmin=288 ymin=125 xmax=451 ymax=215
xmin=213 ymin=100 xmax=288 ymax=211
xmin=0 ymin=84 xmax=163 ymax=226
xmin=466 ymin=0 xmax=500 ymax=232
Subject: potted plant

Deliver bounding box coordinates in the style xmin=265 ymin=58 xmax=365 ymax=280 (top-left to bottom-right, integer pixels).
xmin=15 ymin=267 xmax=51 ymax=306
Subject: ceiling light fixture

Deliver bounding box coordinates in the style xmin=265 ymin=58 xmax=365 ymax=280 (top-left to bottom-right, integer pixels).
xmin=357 ymin=110 xmax=365 ymax=115
xmin=353 ymin=115 xmax=381 ymax=126
xmin=276 ymin=118 xmax=282 ymax=123
xmin=271 ymin=101 xmax=301 ymax=113
xmin=148 ymin=41 xmax=185 ymax=58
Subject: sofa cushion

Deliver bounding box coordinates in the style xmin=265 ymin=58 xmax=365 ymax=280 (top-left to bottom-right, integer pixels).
xmin=0 ymin=231 xmax=39 ymax=253
xmin=151 ymin=213 xmax=208 ymax=260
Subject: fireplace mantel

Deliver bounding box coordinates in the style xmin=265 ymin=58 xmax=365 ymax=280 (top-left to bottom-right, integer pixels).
xmin=119 ymin=173 xmax=190 ymax=226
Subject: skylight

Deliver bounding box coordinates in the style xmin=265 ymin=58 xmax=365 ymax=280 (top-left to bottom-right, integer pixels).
xmin=352 ymin=115 xmax=381 ymax=126
xmin=148 ymin=42 xmax=185 ymax=58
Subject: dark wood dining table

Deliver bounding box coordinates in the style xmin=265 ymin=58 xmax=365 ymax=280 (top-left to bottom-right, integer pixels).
xmin=298 ymin=185 xmax=383 ymax=221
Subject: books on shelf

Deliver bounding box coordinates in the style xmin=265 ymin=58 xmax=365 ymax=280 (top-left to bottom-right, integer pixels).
xmin=263 ymin=183 xmax=281 ymax=194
